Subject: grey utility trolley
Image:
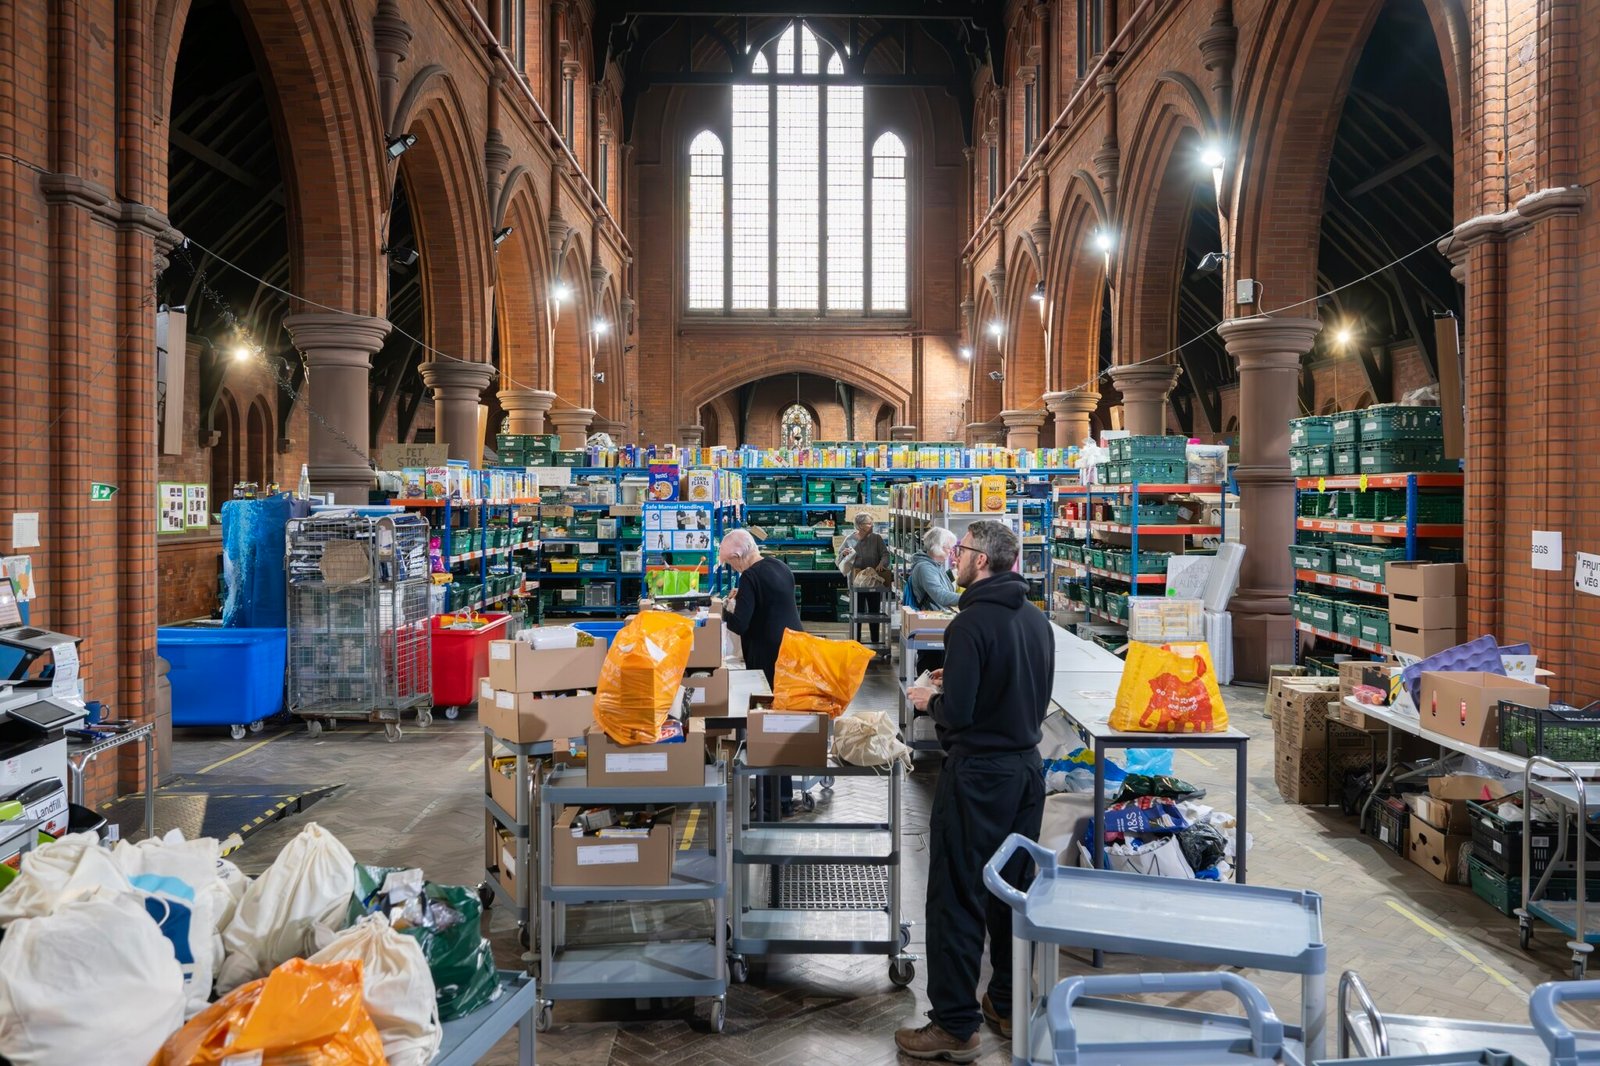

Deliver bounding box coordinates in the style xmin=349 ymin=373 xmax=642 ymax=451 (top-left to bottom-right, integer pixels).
xmin=478 ymin=730 xmax=551 ymax=952
xmin=984 ymin=834 xmax=1328 ymax=1065
xmin=535 ymin=760 xmax=730 ymax=1033
xmin=727 ymin=750 xmax=916 ymax=988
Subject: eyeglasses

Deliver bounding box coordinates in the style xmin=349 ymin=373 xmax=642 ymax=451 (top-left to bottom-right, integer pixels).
xmin=952 ymin=544 xmax=986 ymax=557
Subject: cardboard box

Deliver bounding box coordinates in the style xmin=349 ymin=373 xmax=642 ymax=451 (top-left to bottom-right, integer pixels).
xmin=1386 ymin=562 xmax=1467 ymax=599
xmin=1418 ymin=672 xmax=1549 ymax=747
xmin=1275 ymin=740 xmax=1372 ymax=804
xmin=482 ymin=691 xmax=596 ymax=745
xmin=683 ymin=669 xmax=730 ymax=717
xmin=552 ymin=807 xmax=673 ymax=887
xmin=585 ymin=722 xmax=706 ymax=788
xmin=1407 ymin=814 xmax=1472 ymax=883
xmin=487 ymin=816 xmax=519 ymax=900
xmin=1388 ymin=594 xmax=1465 ymax=632
xmin=1390 ymin=625 xmax=1466 ymax=659
xmin=745 ymin=710 xmax=832 ymax=767
xmin=1419 ymin=774 xmax=1510 ymax=833
xmin=488 ymin=639 xmax=606 ymax=693
xmin=689 ymin=606 xmax=726 ymax=670
xmin=486 ymin=756 xmax=527 ymax=817
xmin=902 ymin=609 xmax=955 ymax=639
xmin=1276 ymin=681 xmax=1340 ymax=750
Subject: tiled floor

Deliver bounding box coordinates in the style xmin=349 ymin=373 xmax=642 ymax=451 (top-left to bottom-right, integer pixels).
xmin=172 ymin=656 xmax=1600 ymax=1064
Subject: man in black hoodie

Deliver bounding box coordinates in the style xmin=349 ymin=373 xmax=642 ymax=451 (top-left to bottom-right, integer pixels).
xmin=896 ymin=520 xmax=1054 ymax=1062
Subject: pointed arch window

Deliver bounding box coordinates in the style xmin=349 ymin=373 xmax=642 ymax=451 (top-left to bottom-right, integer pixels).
xmin=781 ymin=403 xmax=816 ymax=448
xmin=687 ymin=21 xmax=906 ymax=315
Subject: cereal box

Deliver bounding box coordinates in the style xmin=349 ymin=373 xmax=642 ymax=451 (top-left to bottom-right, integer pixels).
xmin=945 ymin=478 xmax=974 ymax=513
xmin=980 ymin=474 xmax=1007 ymax=513
xmin=647 ymin=462 xmax=680 ymax=502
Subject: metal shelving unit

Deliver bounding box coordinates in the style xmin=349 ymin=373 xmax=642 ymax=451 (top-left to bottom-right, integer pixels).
xmin=480 ymin=729 xmax=553 ymax=953
xmin=535 ymin=763 xmax=730 ymax=1033
xmin=728 ymin=755 xmax=916 ymax=988
xmin=390 ymin=497 xmax=536 ymax=614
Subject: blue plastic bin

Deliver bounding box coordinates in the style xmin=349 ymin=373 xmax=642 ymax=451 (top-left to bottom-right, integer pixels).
xmin=571 ymin=620 xmax=626 ymax=647
xmin=157 ymin=625 xmax=286 ymax=729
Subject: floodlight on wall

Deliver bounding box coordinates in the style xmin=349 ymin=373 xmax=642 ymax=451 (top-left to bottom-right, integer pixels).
xmin=1192 ymin=251 xmax=1229 ymax=279
xmin=592 ymin=320 xmax=609 ymax=336
xmin=987 ymin=321 xmax=1003 ymax=339
xmin=493 ymin=226 xmax=513 ymax=247
xmin=386 ymin=133 xmax=417 ymax=159
xmin=552 ymin=281 xmax=571 ymax=303
xmin=988 ymin=370 xmax=1005 ymax=382
xmin=1199 ymin=143 xmax=1226 ymax=170
xmin=231 ymin=345 xmax=252 ymax=363
xmin=959 ymin=346 xmax=973 ymax=359
xmin=1030 ymin=281 xmax=1046 ymax=303
xmin=1334 ymin=324 xmax=1355 ymax=348
xmin=385 ymin=246 xmax=420 ymax=267
xmin=593 ymin=371 xmax=606 ymax=383
xmin=1092 ymin=231 xmax=1114 ymax=254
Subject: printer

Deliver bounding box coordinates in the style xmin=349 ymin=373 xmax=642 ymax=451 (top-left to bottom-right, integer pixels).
xmin=0 ymin=620 xmax=89 ymax=837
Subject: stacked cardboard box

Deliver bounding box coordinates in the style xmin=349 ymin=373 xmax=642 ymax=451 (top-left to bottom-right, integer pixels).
xmin=1386 ymin=563 xmax=1467 ymax=658
xmin=551 ymin=806 xmax=673 ymax=887
xmin=1271 ymin=678 xmax=1373 ymax=804
xmin=479 ymin=638 xmax=605 ymax=745
xmin=1403 ymin=776 xmax=1508 ymax=884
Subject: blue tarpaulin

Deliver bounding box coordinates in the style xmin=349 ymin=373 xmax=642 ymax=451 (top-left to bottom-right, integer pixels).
xmin=221 ymin=494 xmax=306 ymax=627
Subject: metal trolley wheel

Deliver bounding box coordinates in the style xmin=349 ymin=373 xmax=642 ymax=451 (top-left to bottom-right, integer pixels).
xmin=888 ymin=957 xmax=915 ymax=987
xmin=535 ymin=1001 xmax=553 ymax=1033
xmin=707 ymin=998 xmax=727 ymax=1034
xmin=728 ymin=954 xmax=749 ymax=984
xmin=384 ymin=723 xmax=402 ymax=742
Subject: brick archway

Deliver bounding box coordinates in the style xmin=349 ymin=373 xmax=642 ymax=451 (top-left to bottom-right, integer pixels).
xmin=969 ymin=289 xmax=1003 ymax=429
xmin=155 ymin=0 xmax=386 ymax=313
xmin=1004 ymin=239 xmax=1047 ymax=409
xmin=495 ymin=175 xmax=552 ymax=393
xmin=1046 ymin=180 xmax=1109 ymax=393
xmin=398 ymin=88 xmax=494 ymax=366
xmin=551 ymin=245 xmax=592 ymax=409
xmin=681 ymin=350 xmax=911 ymax=422
xmin=593 ymin=286 xmax=624 ymax=424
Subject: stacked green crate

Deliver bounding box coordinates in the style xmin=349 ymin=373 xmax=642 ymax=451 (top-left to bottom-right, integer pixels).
xmin=1358 ymin=405 xmax=1450 ymax=472
xmin=805 ymin=478 xmax=833 ymax=504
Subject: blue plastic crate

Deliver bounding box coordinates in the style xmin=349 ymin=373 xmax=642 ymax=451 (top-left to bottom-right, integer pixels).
xmin=157 ymin=625 xmax=286 ymax=727
xmin=571 ymin=620 xmax=626 ymax=647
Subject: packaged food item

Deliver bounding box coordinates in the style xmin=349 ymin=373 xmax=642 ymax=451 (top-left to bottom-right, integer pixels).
xmin=647 ymin=462 xmax=680 ymax=501
xmin=945 ymin=478 xmax=974 ymax=513
xmin=685 ymin=469 xmax=716 ymax=502
xmin=980 ymin=474 xmax=1007 ymax=512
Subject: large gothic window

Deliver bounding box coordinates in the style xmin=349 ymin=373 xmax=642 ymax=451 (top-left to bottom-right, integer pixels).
xmin=687 ymin=22 xmax=908 ymax=314
xmin=781 ymin=403 xmax=816 ymax=448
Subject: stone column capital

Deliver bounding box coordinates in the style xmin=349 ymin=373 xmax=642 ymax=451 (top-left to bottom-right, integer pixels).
xmin=498 ymin=388 xmax=557 ymax=414
xmin=1000 ymin=408 xmax=1048 ymax=430
xmin=419 ymin=359 xmax=496 ymax=398
xmin=1217 ymin=316 xmax=1321 ymax=368
xmin=1107 ymin=363 xmax=1182 ymax=400
xmin=888 ymin=425 xmax=918 ymax=442
xmin=549 ymin=406 xmax=596 ymax=427
xmin=283 ymin=312 xmax=391 ymax=366
xmin=965 ymin=421 xmax=1003 ymax=445
xmin=1042 ymin=390 xmax=1100 ymax=417
xmin=677 ymin=423 xmax=705 ymax=447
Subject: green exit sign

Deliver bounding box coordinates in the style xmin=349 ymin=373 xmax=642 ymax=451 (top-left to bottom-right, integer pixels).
xmin=89 ymin=483 xmax=118 ymax=502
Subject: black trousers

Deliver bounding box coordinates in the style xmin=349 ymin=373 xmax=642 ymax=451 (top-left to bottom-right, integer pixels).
xmin=926 ymin=749 xmax=1045 ymax=1040
xmin=853 ymin=586 xmax=883 ymax=644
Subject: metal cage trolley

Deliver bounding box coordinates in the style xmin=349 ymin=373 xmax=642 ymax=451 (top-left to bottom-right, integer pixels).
xmin=286 ymin=511 xmax=433 ymax=741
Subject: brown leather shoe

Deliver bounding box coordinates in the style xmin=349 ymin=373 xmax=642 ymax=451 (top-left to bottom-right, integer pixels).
xmin=894 ymin=1021 xmax=981 ymax=1062
xmin=982 ymin=993 xmax=1012 ymax=1038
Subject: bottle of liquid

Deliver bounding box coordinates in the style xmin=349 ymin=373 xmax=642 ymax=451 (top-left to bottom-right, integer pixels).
xmin=297 ymin=463 xmax=311 ymax=500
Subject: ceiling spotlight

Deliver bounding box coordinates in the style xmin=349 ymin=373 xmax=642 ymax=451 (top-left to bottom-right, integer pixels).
xmin=988 ymin=370 xmax=1005 ymax=382
xmin=593 ymin=371 xmax=606 ymax=383
xmin=592 ymin=320 xmax=609 ymax=336
xmin=385 ymin=246 xmax=419 ymax=267
xmin=1192 ymin=251 xmax=1229 ymax=278
xmin=231 ymin=345 xmax=252 ymax=363
xmin=493 ymin=226 xmax=513 ymax=247
xmin=1093 ymin=231 xmax=1114 ymax=254
xmin=1030 ymin=281 xmax=1046 ymax=303
xmin=1199 ymin=143 xmax=1226 ymax=170
xmin=552 ymin=282 xmax=571 ymax=303
xmin=987 ymin=321 xmax=1003 ymax=338
xmin=1334 ymin=326 xmax=1354 ymax=348
xmin=959 ymin=346 xmax=973 ymax=359
xmin=386 ymin=133 xmax=417 ymax=160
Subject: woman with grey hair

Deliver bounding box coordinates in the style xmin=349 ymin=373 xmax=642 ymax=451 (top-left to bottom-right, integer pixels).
xmin=842 ymin=512 xmax=891 ymax=646
xmin=908 ymin=526 xmax=961 ymax=611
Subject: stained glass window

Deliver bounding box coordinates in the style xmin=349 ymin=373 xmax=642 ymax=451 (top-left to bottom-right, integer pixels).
xmin=781 ymin=403 xmax=815 ymax=448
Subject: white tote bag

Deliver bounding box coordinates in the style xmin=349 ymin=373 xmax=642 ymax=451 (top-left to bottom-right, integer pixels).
xmin=311 ymin=913 xmax=443 ymax=1066
xmin=0 ymin=891 xmax=186 ymax=1066
xmin=215 ymin=821 xmax=357 ymax=992
xmin=111 ymin=831 xmax=225 ymax=1015
xmin=0 ymin=832 xmax=132 ymax=925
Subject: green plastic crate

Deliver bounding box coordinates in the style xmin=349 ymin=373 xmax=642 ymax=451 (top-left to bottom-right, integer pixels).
xmin=1359 ymin=405 xmax=1444 ymax=441
xmin=1345 ymin=544 xmax=1405 ymax=582
xmin=1298 ymin=492 xmax=1336 ymax=518
xmin=1332 ymin=444 xmax=1360 ymax=474
xmin=1304 ymin=446 xmax=1333 ymax=477
xmin=1087 ymin=547 xmax=1107 ymax=569
xmin=1290 ymin=544 xmax=1334 ymax=571
xmin=1414 ymin=494 xmax=1465 ymax=524
xmin=1091 ymin=588 xmax=1106 ymax=611
xmin=1290 ymin=416 xmax=1335 ymax=448
xmin=1359 ymin=440 xmax=1450 ymax=474
xmin=1467 ymin=857 xmax=1600 ymax=917
xmin=1300 ymin=593 xmax=1335 ymax=631
xmin=1359 ymin=606 xmax=1390 ymax=646
xmin=1290 ymin=450 xmax=1310 ymax=478
xmin=1332 ymin=411 xmax=1362 ymax=443
xmin=1345 ymin=489 xmax=1408 ymax=520
xmin=1111 ymin=502 xmax=1181 ymax=524
xmin=1126 ymin=458 xmax=1188 ymax=484
xmin=1113 ymin=435 xmax=1188 ymax=461
xmin=1336 ymin=600 xmax=1364 ymax=641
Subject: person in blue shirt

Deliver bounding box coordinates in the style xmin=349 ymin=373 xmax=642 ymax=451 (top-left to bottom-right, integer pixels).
xmin=907 ymin=526 xmax=961 ymax=611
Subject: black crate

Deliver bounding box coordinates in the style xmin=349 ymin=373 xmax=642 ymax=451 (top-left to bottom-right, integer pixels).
xmin=1498 ymin=699 xmax=1600 ymax=762
xmin=1364 ymin=794 xmax=1408 ymax=855
xmin=1466 ymin=794 xmax=1600 ymax=879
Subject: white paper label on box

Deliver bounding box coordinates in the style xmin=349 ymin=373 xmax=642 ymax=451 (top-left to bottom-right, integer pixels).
xmin=605 ymin=752 xmax=670 ymax=773
xmin=763 ymin=714 xmax=820 ymax=734
xmin=578 ymin=542 xmax=599 ymax=555
xmin=690 ymin=687 xmax=708 ymax=704
xmin=1577 ymin=552 xmax=1600 ymax=598
xmin=1532 ymin=530 xmax=1563 ymax=571
xmin=490 ymin=643 xmax=511 ymax=660
xmin=496 ymin=691 xmax=516 ymax=709
xmin=576 ymin=844 xmax=641 ymax=866
xmin=479 ymin=678 xmax=493 ymax=699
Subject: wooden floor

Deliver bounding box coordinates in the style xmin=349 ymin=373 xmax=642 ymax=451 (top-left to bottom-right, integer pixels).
xmin=173 ymin=652 xmax=1600 ymax=1064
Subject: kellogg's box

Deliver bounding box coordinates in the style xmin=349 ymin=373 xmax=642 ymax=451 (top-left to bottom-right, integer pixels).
xmin=648 ymin=462 xmax=681 ymax=502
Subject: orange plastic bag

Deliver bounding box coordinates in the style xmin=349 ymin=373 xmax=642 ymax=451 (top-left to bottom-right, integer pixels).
xmin=151 ymin=957 xmax=385 ymax=1066
xmin=770 ymin=630 xmax=873 ymax=717
xmin=1108 ymin=641 xmax=1229 ymax=733
xmin=595 ymin=611 xmax=696 ymax=744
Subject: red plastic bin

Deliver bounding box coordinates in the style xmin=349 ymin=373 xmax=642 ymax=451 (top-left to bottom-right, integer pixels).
xmin=430 ymin=612 xmax=513 ymax=706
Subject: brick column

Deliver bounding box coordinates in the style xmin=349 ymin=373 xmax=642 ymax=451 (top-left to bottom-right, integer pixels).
xmin=677 ymin=423 xmax=705 ymax=448
xmin=420 ymin=360 xmax=495 ymax=463
xmin=1217 ymin=316 xmax=1322 ymax=682
xmin=498 ymin=388 xmax=557 ymax=434
xmin=549 ymin=407 xmax=595 ymax=450
xmin=889 ymin=425 xmax=918 ymax=442
xmin=1000 ymin=409 xmax=1048 ymax=451
xmin=1107 ymin=364 xmax=1181 ymax=435
xmin=965 ymin=421 xmax=1002 ymax=446
xmin=1044 ymin=391 xmax=1100 ymax=447
xmin=284 ymin=313 xmax=391 ymax=504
